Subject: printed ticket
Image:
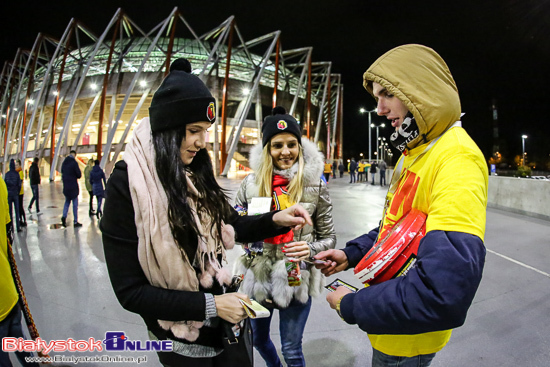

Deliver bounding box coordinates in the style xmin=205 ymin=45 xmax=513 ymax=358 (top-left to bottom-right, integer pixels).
xmin=324 ymin=278 xmax=359 ymax=293
xmin=239 ymin=299 xmax=271 ymax=318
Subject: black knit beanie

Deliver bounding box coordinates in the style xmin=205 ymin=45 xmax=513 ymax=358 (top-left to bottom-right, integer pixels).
xmin=149 ymin=58 xmax=216 ymax=132
xmin=261 ymin=106 xmax=302 ymax=147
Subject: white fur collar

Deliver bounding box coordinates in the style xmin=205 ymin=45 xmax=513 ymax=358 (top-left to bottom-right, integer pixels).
xmin=248 ymin=139 xmax=324 ymax=186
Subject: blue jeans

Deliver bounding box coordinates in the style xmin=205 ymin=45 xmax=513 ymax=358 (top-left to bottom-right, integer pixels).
xmin=349 ymin=172 xmax=356 ymax=183
xmin=8 ymin=194 xmax=20 ymax=231
xmin=380 ymin=171 xmax=386 ymax=186
xmin=96 ymin=196 xmax=104 ymax=214
xmin=372 ymin=349 xmax=436 ymax=367
xmin=63 ymin=197 xmax=78 ymax=223
xmin=0 ymin=303 xmax=39 ymax=366
xmin=252 ymin=297 xmax=312 ymax=367
xmin=29 ymin=185 xmax=39 ymax=212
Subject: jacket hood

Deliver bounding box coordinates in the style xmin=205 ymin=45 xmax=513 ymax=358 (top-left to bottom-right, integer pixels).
xmin=249 ymin=138 xmax=324 ymax=185
xmin=363 ymin=44 xmax=461 ymax=149
xmin=9 ymin=159 xmax=15 ymax=171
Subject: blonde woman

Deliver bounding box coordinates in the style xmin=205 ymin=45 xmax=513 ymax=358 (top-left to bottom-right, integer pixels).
xmin=234 ymin=107 xmax=336 ymax=367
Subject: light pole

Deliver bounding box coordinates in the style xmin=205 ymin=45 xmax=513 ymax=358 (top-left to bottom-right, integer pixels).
xmin=373 ymin=123 xmax=385 ymax=161
xmin=521 ymin=135 xmax=528 ymax=166
xmin=378 ymin=137 xmax=386 ymax=161
xmin=360 ymin=108 xmax=377 ymax=162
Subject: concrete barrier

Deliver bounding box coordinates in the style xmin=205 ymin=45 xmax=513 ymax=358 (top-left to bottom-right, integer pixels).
xmin=488 ymin=176 xmax=550 ymax=221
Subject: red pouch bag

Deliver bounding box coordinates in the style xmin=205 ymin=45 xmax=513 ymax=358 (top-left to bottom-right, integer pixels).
xmin=354 ymin=209 xmax=426 ymax=285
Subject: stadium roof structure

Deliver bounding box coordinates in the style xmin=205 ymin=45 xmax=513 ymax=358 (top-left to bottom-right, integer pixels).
xmin=0 ymin=7 xmax=343 ymax=179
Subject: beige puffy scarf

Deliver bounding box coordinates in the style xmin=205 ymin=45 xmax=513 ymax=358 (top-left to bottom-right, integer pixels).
xmin=124 ymin=118 xmax=234 ymax=341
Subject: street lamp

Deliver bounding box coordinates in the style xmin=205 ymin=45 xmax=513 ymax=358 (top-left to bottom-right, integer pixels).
xmin=521 ymin=135 xmax=528 ymax=166
xmin=378 ymin=137 xmax=386 ymax=161
xmin=360 ymin=108 xmax=377 ymax=161
xmin=372 ymin=123 xmax=385 ymax=161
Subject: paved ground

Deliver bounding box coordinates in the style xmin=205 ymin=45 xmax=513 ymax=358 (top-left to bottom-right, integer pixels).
xmin=8 ymin=173 xmax=550 ymax=366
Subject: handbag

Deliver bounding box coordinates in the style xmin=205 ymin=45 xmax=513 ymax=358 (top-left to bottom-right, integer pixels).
xmin=221 ymin=318 xmax=253 ymax=367
xmin=220 ymin=275 xmax=253 ymax=367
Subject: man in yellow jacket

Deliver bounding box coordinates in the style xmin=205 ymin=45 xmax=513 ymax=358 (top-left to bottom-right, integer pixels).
xmin=316 ymin=44 xmax=488 ymax=367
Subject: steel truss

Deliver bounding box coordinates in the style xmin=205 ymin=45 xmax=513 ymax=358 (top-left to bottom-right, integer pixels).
xmin=0 ymin=8 xmax=343 ymax=178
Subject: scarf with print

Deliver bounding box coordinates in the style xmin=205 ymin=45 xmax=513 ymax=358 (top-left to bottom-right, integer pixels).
xmin=264 ymin=174 xmax=295 ymax=245
xmin=390 ymin=112 xmax=422 ymax=152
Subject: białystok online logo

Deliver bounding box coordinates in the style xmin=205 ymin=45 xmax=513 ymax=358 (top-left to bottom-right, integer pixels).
xmin=2 ymin=332 xmax=173 ymax=354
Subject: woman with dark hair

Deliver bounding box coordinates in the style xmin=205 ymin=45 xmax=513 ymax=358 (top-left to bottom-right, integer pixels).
xmin=100 ymin=59 xmax=311 ymax=367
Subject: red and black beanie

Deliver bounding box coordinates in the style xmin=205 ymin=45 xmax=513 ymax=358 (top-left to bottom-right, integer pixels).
xmin=149 ymin=58 xmax=216 ymax=132
xmin=261 ymin=106 xmax=302 ymax=147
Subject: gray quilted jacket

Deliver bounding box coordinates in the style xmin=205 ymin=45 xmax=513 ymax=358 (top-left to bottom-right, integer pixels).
xmin=234 ymin=139 xmax=336 ymax=308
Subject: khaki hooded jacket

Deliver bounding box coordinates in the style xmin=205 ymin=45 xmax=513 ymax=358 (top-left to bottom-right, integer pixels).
xmin=363 ymin=44 xmax=461 ymax=150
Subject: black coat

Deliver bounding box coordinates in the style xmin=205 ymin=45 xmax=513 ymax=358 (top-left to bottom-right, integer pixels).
xmin=29 ymin=162 xmax=41 ymax=185
xmin=61 ymin=155 xmax=82 ymax=199
xmin=90 ymin=165 xmax=106 ymax=197
xmin=4 ymin=171 xmax=21 ymax=197
xmin=5 ymin=160 xmax=21 ymax=197
xmin=100 ymin=161 xmax=289 ymax=353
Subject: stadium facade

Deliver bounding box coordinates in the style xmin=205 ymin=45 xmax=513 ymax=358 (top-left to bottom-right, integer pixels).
xmin=0 ymin=8 xmax=343 ymax=179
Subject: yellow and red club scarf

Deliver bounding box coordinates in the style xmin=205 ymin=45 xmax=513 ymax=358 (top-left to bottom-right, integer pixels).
xmin=264 ymin=175 xmax=295 ymax=245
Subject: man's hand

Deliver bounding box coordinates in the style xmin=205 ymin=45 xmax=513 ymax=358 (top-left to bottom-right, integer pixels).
xmin=326 ymin=286 xmax=353 ymax=309
xmin=214 ymin=293 xmax=250 ymax=324
xmin=272 ymin=204 xmax=313 ymax=230
xmin=283 ymin=241 xmax=311 ymax=261
xmin=314 ymin=249 xmax=349 ymax=276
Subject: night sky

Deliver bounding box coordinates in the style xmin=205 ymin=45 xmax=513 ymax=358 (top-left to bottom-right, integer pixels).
xmin=2 ymin=0 xmax=549 ymax=169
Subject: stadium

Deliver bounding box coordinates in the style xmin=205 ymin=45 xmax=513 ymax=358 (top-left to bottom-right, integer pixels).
xmin=0 ymin=7 xmax=343 ymax=179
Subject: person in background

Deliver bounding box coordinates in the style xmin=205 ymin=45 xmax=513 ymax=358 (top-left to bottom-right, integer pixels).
xmin=364 ymin=161 xmax=371 ymax=183
xmin=84 ymin=159 xmax=95 ymax=216
xmin=89 ymin=160 xmax=106 ymax=219
xmin=15 ymin=160 xmax=26 ymax=227
xmin=100 ymin=59 xmax=312 ymax=367
xmin=28 ymin=158 xmax=41 ymax=215
xmin=60 ymin=150 xmax=82 ymax=228
xmin=323 ymin=160 xmax=332 ymax=183
xmin=357 ymin=161 xmax=365 ymax=182
xmin=0 ymin=177 xmax=39 ymax=367
xmin=349 ymin=158 xmax=358 ymax=184
xmin=316 ymin=44 xmax=488 ymax=367
xmin=5 ymin=160 xmax=22 ymax=233
xmin=369 ymin=161 xmax=378 ymax=185
xmin=234 ymin=106 xmax=336 ymax=367
xmin=338 ymin=161 xmax=345 ymax=178
xmin=332 ymin=160 xmax=338 ymax=178
xmin=379 ymin=160 xmax=388 ymax=186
